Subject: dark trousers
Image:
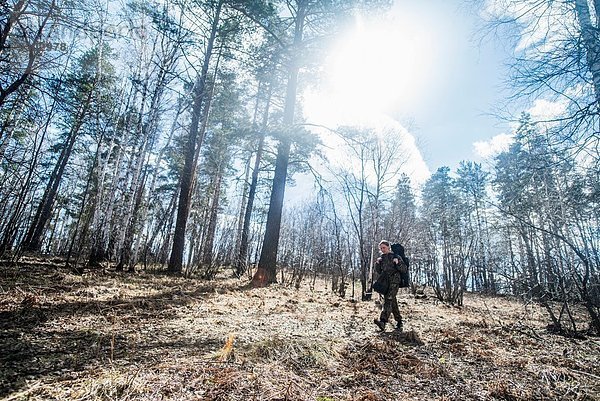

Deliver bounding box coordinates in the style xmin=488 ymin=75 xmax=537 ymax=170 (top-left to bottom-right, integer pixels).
xmin=380 ymin=279 xmax=402 ymax=324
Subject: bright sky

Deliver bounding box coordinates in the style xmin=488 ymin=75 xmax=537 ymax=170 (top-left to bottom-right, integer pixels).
xmin=302 ymin=0 xmax=516 ymax=191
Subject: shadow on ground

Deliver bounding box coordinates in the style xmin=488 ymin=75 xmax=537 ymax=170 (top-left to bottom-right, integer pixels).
xmin=0 ymin=264 xmax=244 ymax=397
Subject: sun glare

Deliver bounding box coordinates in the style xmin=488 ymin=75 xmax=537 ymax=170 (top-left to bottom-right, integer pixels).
xmin=304 ymin=13 xmax=435 ymax=127
xmin=329 ymin=15 xmax=433 ymax=117
xmin=301 ymin=12 xmax=436 ymax=188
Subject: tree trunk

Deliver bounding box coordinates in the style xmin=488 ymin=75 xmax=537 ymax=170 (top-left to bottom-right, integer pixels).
xmin=237 ymin=84 xmax=271 ymax=277
xmin=21 ymin=92 xmax=93 ymax=252
xmin=145 ymin=188 xmax=178 ymax=267
xmin=118 ymin=33 xmax=176 ymax=272
xmin=235 ymin=155 xmax=251 ymax=264
xmin=87 ymin=80 xmax=138 ymax=266
xmin=134 ymin=97 xmax=183 ymax=269
xmin=573 ymin=0 xmax=600 ymax=107
xmin=0 ymin=79 xmax=63 ymax=257
xmin=201 ymin=166 xmax=223 ymax=267
xmin=87 ymin=137 xmax=118 ymax=267
xmin=65 ymin=137 xmax=106 ymax=271
xmin=117 ymin=171 xmax=147 ymax=272
xmin=252 ymin=2 xmax=306 ymax=286
xmin=168 ymin=0 xmax=223 ymax=274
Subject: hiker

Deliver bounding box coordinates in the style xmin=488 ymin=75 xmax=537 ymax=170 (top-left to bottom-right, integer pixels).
xmin=373 ymin=240 xmax=405 ymax=331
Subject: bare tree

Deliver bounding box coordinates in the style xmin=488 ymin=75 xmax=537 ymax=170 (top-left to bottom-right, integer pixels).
xmin=480 ymin=0 xmax=600 ymax=154
xmin=333 ymin=126 xmax=408 ymax=300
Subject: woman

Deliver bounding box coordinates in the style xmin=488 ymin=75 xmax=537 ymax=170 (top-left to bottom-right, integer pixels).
xmin=373 ymin=240 xmax=404 ymax=331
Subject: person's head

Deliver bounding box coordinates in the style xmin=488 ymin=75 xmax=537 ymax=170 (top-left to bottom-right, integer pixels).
xmin=379 ymin=240 xmax=391 ymax=254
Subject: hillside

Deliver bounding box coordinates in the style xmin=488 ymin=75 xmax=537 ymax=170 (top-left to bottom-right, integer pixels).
xmin=1 ymin=260 xmax=599 ymax=401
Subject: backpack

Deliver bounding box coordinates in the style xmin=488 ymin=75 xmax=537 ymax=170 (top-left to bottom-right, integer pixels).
xmin=391 ymin=243 xmax=410 ymax=288
xmin=391 ymin=243 xmax=409 ymax=268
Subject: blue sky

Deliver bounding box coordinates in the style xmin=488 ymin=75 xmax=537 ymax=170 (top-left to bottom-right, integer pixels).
xmin=393 ymin=0 xmax=515 ymax=172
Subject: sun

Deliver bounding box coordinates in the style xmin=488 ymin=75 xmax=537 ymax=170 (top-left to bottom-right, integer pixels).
xmin=331 ymin=25 xmax=419 ymax=111
xmin=301 ymin=12 xmax=435 ymax=188
xmin=306 ymin=13 xmax=435 ymax=124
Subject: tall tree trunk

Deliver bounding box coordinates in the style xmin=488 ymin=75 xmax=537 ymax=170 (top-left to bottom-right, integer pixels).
xmin=145 ymin=188 xmax=178 ymax=267
xmin=138 ymin=96 xmax=182 ymax=263
xmin=573 ymin=0 xmax=600 ymax=107
xmin=168 ymin=0 xmax=223 ymax=274
xmin=134 ymin=97 xmax=183 ymax=269
xmin=117 ymin=171 xmax=147 ymax=272
xmin=116 ymin=99 xmax=154 ymax=270
xmin=88 ymin=79 xmax=138 ymax=266
xmin=130 ymin=73 xmax=179 ymax=269
xmin=237 ymin=84 xmax=271 ymax=277
xmin=0 ymin=78 xmax=63 ymax=257
xmin=201 ymin=165 xmax=223 ymax=267
xmin=115 ymin=67 xmax=151 ymax=270
xmin=117 ymin=32 xmax=175 ymax=271
xmin=65 ymin=132 xmax=107 ymax=270
xmin=235 ymin=155 xmax=251 ymax=263
xmin=252 ymin=2 xmax=306 ymax=286
xmin=21 ymin=91 xmax=93 ymax=252
xmin=86 ymin=137 xmax=118 ymax=266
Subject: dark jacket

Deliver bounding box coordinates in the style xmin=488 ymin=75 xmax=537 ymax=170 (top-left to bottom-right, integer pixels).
xmin=375 ymin=253 xmax=402 ymax=276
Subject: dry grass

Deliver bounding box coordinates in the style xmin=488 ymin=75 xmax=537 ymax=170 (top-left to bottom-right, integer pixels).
xmin=1 ymin=259 xmax=599 ymax=400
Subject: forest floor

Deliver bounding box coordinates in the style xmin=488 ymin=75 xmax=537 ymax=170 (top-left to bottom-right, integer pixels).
xmin=1 ymin=258 xmax=599 ymax=401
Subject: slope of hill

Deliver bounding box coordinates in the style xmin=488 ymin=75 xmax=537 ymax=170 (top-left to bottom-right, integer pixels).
xmin=1 ymin=260 xmax=599 ymax=400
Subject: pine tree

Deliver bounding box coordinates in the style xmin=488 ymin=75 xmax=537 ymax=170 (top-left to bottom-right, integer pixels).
xmin=20 ymin=45 xmax=116 ymax=254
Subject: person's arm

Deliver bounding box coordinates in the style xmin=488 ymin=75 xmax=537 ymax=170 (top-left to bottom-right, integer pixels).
xmin=394 ymin=254 xmax=407 ymax=273
xmin=375 ymin=256 xmax=382 ymax=273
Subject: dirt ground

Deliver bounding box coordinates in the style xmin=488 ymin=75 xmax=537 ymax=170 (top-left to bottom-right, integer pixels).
xmin=1 ymin=259 xmax=599 ymax=401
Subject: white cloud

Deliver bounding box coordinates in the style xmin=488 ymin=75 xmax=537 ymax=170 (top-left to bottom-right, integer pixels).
xmin=527 ymin=98 xmax=567 ymax=122
xmin=473 ymin=133 xmax=513 ymax=158
xmin=472 ymin=98 xmax=569 ymax=159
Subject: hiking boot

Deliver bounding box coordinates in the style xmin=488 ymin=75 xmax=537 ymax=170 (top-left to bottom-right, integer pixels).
xmin=395 ymin=321 xmax=403 ymax=331
xmin=373 ymin=319 xmax=386 ymax=331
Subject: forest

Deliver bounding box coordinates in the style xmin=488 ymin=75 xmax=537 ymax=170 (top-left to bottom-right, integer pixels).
xmin=1 ymin=0 xmax=599 ymax=399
